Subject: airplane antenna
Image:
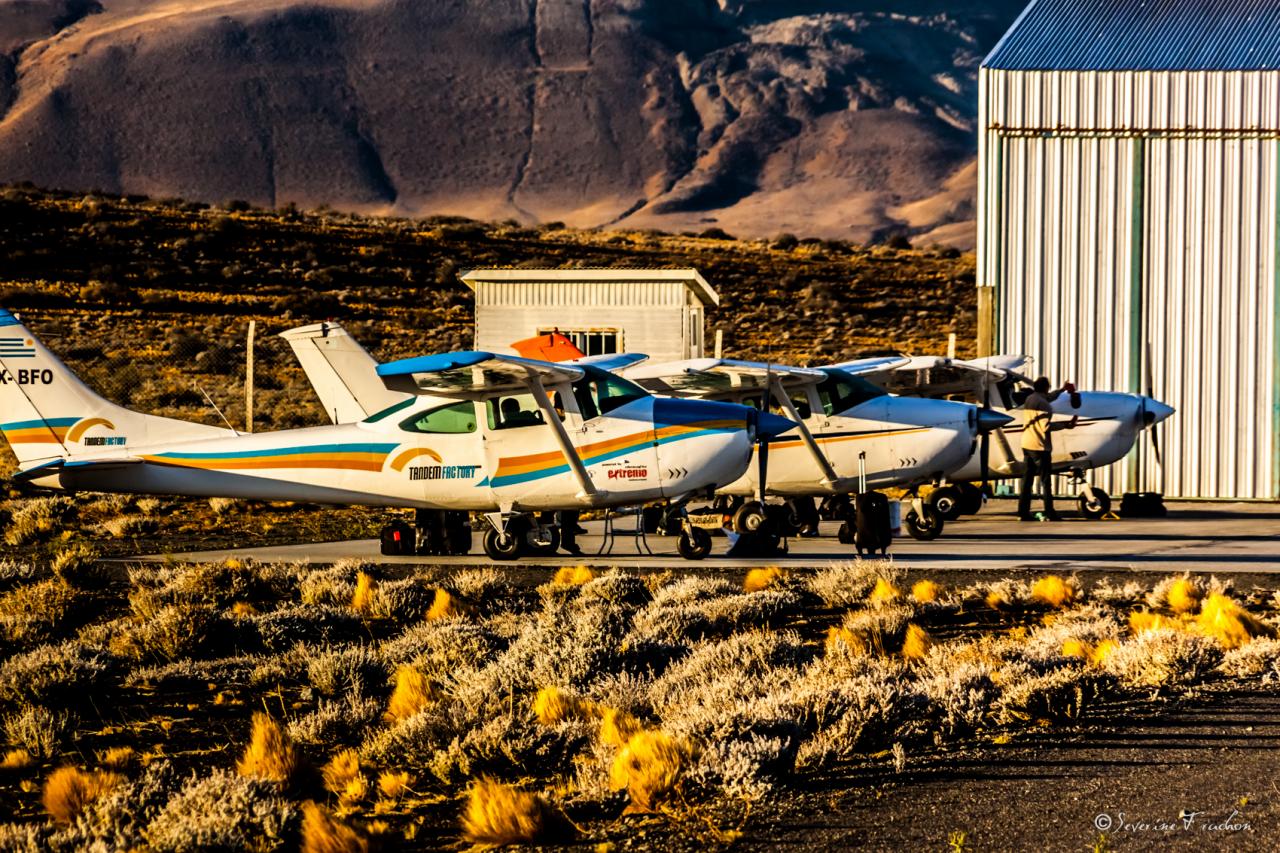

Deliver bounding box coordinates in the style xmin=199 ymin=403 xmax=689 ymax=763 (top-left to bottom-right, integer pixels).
xmin=195 ymin=384 xmax=240 ymax=435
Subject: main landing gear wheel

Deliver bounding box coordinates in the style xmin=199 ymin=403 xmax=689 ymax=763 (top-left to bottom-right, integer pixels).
xmin=928 ymin=486 xmax=964 ymax=521
xmin=957 ymin=482 xmax=986 ymax=516
xmin=1078 ymin=488 xmax=1111 ymax=520
xmin=379 ymin=521 xmax=415 ymax=556
xmin=482 ymin=527 xmax=522 ymax=560
xmin=677 ymin=527 xmax=712 ymax=560
xmin=732 ymin=501 xmax=767 ymax=534
xmin=904 ymin=504 xmax=944 ymax=541
xmin=527 ymin=526 xmax=561 ymax=557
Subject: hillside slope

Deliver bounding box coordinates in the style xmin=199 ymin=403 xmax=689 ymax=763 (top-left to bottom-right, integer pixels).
xmin=0 ymin=0 xmax=1023 ymax=246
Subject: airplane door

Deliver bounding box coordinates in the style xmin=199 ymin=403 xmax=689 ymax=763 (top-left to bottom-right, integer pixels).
xmin=576 ymin=375 xmax=661 ymax=499
xmin=387 ymin=400 xmax=486 ymax=507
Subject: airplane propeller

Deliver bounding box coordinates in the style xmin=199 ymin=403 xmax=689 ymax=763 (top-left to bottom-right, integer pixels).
xmin=755 ymin=364 xmax=772 ymax=505
xmin=1142 ymin=342 xmax=1164 ymax=470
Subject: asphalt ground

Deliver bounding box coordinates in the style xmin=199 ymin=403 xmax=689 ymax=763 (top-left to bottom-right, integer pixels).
xmin=128 ymin=499 xmax=1280 ymax=573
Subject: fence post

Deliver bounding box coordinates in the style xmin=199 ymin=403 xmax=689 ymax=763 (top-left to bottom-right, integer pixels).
xmin=245 ymin=320 xmax=255 ymax=434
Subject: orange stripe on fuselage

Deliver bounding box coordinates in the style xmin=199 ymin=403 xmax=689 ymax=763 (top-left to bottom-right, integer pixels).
xmin=763 ymin=426 xmax=931 ymax=451
xmin=141 ymin=453 xmax=388 ymax=472
xmin=494 ymin=419 xmax=743 ymax=477
xmin=1 ymin=427 xmax=70 ymax=443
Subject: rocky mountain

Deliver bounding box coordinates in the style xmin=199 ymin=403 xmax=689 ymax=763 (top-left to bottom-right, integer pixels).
xmin=0 ymin=0 xmax=1025 ymax=246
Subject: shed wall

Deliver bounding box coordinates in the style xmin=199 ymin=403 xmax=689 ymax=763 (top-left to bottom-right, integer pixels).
xmin=979 ymin=67 xmax=1280 ymax=499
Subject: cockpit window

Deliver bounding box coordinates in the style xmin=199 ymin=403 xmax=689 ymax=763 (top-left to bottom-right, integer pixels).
xmin=486 ymin=393 xmax=546 ymax=430
xmin=362 ymin=397 xmax=415 ymax=423
xmin=575 ymin=366 xmax=648 ymax=417
xmin=816 ymin=369 xmax=886 ymax=415
xmin=400 ymin=401 xmax=478 ymax=434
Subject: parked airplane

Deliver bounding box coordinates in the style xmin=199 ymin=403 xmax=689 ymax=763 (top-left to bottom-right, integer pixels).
xmin=847 ymin=354 xmax=1175 ymax=519
xmin=281 ymin=323 xmax=1009 ymax=542
xmin=0 ymin=310 xmax=792 ymax=561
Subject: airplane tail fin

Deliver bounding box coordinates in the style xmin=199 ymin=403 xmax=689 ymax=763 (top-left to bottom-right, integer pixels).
xmin=0 ymin=309 xmax=231 ymax=466
xmin=279 ymin=321 xmax=407 ymax=424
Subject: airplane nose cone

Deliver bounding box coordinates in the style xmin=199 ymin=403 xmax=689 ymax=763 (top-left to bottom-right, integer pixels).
xmin=1142 ymin=397 xmax=1175 ymax=426
xmin=977 ymin=408 xmax=1014 ymax=433
xmin=754 ymin=409 xmax=798 ymax=440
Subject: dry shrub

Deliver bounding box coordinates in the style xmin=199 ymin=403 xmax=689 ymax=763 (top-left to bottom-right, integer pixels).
xmin=50 ymin=543 xmax=101 ymax=587
xmin=911 ymin=580 xmax=941 ymax=604
xmin=825 ymin=606 xmax=912 ymax=657
xmin=350 ymin=572 xmax=381 ymax=617
xmin=4 ymin=706 xmax=74 ymax=758
xmin=552 ymin=566 xmax=595 ymax=586
xmin=378 ymin=770 xmax=411 ymax=799
xmin=321 ymin=749 xmax=361 ymax=796
xmin=901 ymin=624 xmax=933 ymax=660
xmin=743 ymin=567 xmax=784 ymax=593
xmin=1129 ymin=610 xmax=1182 ymax=635
xmin=385 ymin=666 xmax=433 ymax=723
xmin=610 ymin=730 xmax=694 ymax=813
xmin=98 ymin=745 xmax=134 ymax=768
xmin=1030 ymin=575 xmax=1078 ymax=609
xmin=426 ymin=589 xmax=471 ymax=621
xmin=461 ymin=777 xmax=554 ymax=846
xmin=532 ymin=686 xmax=595 ymax=726
xmin=231 ymin=601 xmax=258 ymax=617
xmin=1166 ymin=577 xmax=1204 ymax=614
xmin=236 ymin=712 xmax=298 ymax=785
xmin=42 ymin=766 xmax=123 ymax=823
xmin=1062 ymin=638 xmax=1117 ymax=667
xmin=0 ymin=579 xmax=83 ymax=645
xmin=301 ymin=801 xmax=370 ymax=853
xmin=599 ymin=707 xmax=643 ymax=747
xmin=1196 ymin=594 xmax=1276 ymax=650
xmin=868 ymin=578 xmax=902 ymax=607
xmin=0 ymin=749 xmax=33 ymax=770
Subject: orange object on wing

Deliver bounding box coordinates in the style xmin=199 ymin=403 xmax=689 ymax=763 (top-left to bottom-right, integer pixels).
xmin=510 ymin=332 xmax=585 ymax=362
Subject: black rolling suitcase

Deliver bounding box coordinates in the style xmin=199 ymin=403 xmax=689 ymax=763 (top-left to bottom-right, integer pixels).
xmin=854 ymin=492 xmax=892 ymax=556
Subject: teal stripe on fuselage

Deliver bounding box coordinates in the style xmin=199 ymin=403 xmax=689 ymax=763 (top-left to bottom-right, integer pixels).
xmin=151 ymin=442 xmax=399 ymax=460
xmin=1 ymin=417 xmax=79 ymax=430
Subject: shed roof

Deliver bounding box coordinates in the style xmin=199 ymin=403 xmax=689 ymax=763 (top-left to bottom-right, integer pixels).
xmin=985 ymin=0 xmax=1280 ymax=72
xmin=459 ymin=268 xmax=719 ymax=307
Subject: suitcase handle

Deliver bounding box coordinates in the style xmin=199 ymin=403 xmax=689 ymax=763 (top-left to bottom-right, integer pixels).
xmin=858 ymin=451 xmax=867 ymax=494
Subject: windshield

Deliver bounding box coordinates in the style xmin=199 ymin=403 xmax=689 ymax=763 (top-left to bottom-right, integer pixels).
xmin=576 ymin=365 xmax=648 ymax=416
xmin=816 ymin=369 xmax=886 ymax=415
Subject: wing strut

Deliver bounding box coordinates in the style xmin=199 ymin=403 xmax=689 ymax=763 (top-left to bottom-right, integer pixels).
xmin=525 ymin=372 xmax=600 ymax=502
xmin=769 ymin=376 xmax=849 ymax=492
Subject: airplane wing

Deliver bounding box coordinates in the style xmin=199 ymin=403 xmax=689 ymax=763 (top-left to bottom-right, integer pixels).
xmin=852 ymin=353 xmax=1032 ymax=398
xmin=623 ymin=358 xmax=826 ymax=397
xmin=278 ymin=322 xmax=409 ymax=423
xmin=821 ymin=355 xmax=913 ymax=376
xmin=376 ymin=351 xmax=586 ymax=396
xmin=569 ymin=353 xmax=649 ymax=372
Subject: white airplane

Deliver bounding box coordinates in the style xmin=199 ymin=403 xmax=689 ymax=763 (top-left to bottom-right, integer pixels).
xmin=846 ymin=354 xmax=1175 ymax=520
xmin=280 ymin=323 xmax=1010 ymax=543
xmin=0 ymin=309 xmax=793 ymax=561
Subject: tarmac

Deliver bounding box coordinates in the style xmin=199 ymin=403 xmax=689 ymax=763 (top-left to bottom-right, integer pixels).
xmin=131 ymin=500 xmax=1280 ymax=573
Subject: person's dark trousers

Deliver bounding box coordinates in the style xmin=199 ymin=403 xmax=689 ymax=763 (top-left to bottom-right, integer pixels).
xmin=1018 ymin=449 xmax=1056 ymax=518
xmin=558 ymin=509 xmax=581 ymax=554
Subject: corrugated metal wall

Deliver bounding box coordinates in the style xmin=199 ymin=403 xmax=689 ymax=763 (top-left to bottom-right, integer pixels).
xmin=473 ymin=281 xmax=686 ymax=308
xmin=980 ymin=67 xmax=1280 ymax=499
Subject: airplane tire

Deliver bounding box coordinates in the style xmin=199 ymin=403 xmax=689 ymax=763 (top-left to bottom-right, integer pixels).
xmin=482 ymin=527 xmax=522 ymax=561
xmin=528 ymin=526 xmax=561 ymax=557
xmin=677 ymin=527 xmax=712 ymax=560
xmin=380 ymin=522 xmax=415 ymax=556
xmin=819 ymin=495 xmax=851 ymax=521
xmin=732 ymin=501 xmax=767 ymax=534
xmin=1078 ymin=488 xmax=1111 ymax=520
xmin=928 ymin=486 xmax=964 ymax=521
xmin=904 ymin=506 xmax=944 ymax=541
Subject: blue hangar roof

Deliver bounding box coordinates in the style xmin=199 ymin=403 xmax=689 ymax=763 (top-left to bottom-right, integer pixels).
xmin=985 ymin=0 xmax=1280 ymax=72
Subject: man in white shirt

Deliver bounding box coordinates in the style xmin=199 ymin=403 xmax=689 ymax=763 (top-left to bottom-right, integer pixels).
xmin=1018 ymin=376 xmax=1073 ymax=521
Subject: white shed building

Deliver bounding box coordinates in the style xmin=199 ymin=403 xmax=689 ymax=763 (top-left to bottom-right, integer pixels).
xmin=978 ymin=0 xmax=1280 ymax=500
xmin=460 ymin=268 xmax=719 ymax=363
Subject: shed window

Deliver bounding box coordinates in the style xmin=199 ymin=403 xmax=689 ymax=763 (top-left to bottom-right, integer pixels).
xmin=538 ymin=328 xmax=620 ymax=356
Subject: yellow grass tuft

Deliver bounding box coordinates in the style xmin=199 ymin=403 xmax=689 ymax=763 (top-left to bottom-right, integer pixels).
xmin=426 ymin=588 xmax=471 ymax=621
xmin=222 ymin=558 xmax=245 ymax=571
xmin=532 ymin=687 xmax=595 ymax=726
xmin=461 ymin=777 xmax=553 ymax=846
xmin=1196 ymin=593 xmax=1276 ymax=650
xmin=1 ymin=749 xmax=33 ymax=770
xmin=1129 ymin=610 xmax=1182 ymax=635
xmin=869 ymin=577 xmax=903 ymax=607
xmin=1030 ymin=575 xmax=1078 ymax=609
xmin=825 ymin=625 xmax=870 ymax=656
xmin=236 ymin=712 xmax=298 ymax=785
xmin=743 ymin=566 xmax=784 ymax=593
xmin=911 ymin=580 xmax=942 ymax=604
xmin=42 ymin=766 xmax=123 ymax=823
xmin=986 ymin=589 xmax=1011 ymax=611
xmin=551 ymin=566 xmax=596 ymax=586
xmin=901 ymin=624 xmax=933 ymax=661
xmin=98 ymin=746 xmax=134 ymax=769
xmin=231 ymin=602 xmax=258 ymax=618
xmin=385 ymin=666 xmax=434 ymax=723
xmin=301 ymin=801 xmax=370 ymax=853
xmin=609 ymin=730 xmax=694 ymax=813
xmin=378 ymin=770 xmax=412 ymax=799
xmin=1089 ymin=639 xmax=1118 ymax=667
xmin=1166 ymin=577 xmax=1203 ymax=614
xmin=1062 ymin=639 xmax=1090 ymax=660
xmin=598 ymin=707 xmax=644 ymax=748
xmin=322 ymin=749 xmax=361 ymax=797
xmin=350 ymin=572 xmax=379 ymax=616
